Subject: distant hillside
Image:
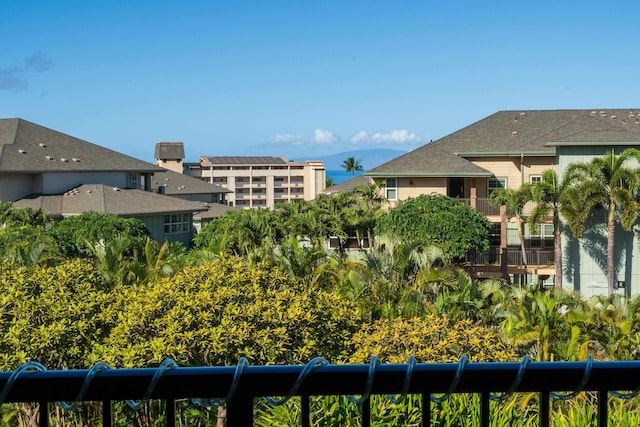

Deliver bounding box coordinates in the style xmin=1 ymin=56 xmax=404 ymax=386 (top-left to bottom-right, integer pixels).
xmin=306 ymin=149 xmax=407 ymax=170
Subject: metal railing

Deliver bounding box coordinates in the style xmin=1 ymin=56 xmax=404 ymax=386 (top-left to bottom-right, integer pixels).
xmin=466 ymin=247 xmax=555 ymax=266
xmin=3 ymin=358 xmax=640 ymax=427
xmin=456 ymin=198 xmax=541 ymax=217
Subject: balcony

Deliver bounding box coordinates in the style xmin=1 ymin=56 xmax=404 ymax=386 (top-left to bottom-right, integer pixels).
xmin=2 ymin=358 xmax=639 ymax=426
xmin=457 ymin=198 xmax=541 ymax=218
xmin=463 ymin=247 xmax=555 ymax=279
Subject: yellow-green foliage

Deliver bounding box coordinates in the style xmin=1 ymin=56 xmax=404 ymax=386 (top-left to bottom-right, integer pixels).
xmin=98 ymin=255 xmax=363 ymax=367
xmin=0 ymin=259 xmax=111 ymax=369
xmin=349 ymin=315 xmax=517 ymax=363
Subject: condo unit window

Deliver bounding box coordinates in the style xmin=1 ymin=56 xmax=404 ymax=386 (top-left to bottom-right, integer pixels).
xmin=488 ymin=177 xmax=507 ymax=195
xmin=385 ymin=178 xmax=398 ymax=200
xmin=164 ymin=214 xmax=190 ymax=234
xmin=528 ymin=223 xmax=555 ymax=248
xmin=127 ymin=173 xmax=139 ymax=189
xmin=529 ymin=175 xmax=542 ymax=184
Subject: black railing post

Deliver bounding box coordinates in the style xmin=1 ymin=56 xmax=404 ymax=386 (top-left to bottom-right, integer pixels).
xmin=38 ymin=401 xmax=48 ymax=427
xmin=598 ymin=390 xmax=608 ymax=427
xmin=422 ymin=393 xmax=431 ymax=427
xmin=166 ymin=398 xmax=176 ymax=427
xmin=539 ymin=391 xmax=550 ymax=427
xmin=226 ymin=397 xmax=253 ymax=427
xmin=361 ymin=399 xmax=371 ymax=427
xmin=301 ymin=395 xmax=311 ymax=427
xmin=102 ymin=400 xmax=112 ymax=427
xmin=480 ymin=392 xmax=490 ymax=427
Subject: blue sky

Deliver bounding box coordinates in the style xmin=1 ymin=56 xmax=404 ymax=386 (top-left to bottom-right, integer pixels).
xmin=3 ymin=1 xmax=640 ymax=162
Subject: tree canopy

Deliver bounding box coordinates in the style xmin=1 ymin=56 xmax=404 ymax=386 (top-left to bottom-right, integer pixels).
xmin=51 ymin=212 xmax=150 ymax=258
xmin=375 ymin=194 xmax=490 ymax=260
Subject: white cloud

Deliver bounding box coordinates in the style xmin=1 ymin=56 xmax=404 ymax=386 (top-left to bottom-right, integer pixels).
xmin=313 ymin=128 xmax=337 ymax=144
xmin=350 ymin=129 xmax=426 ymax=146
xmin=350 ymin=130 xmax=368 ymax=144
xmin=270 ymin=134 xmax=307 ymax=146
xmin=270 ymin=128 xmax=338 ymax=147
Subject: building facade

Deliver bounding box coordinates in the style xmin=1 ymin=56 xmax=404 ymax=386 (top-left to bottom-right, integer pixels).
xmin=363 ymin=109 xmax=640 ymax=294
xmin=0 ymin=119 xmax=209 ymax=246
xmin=186 ymin=156 xmax=325 ymax=209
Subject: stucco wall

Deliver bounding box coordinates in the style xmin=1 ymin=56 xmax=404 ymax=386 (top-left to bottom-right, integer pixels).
xmin=399 ymin=177 xmax=446 ymax=200
xmin=0 ymin=174 xmax=39 ymax=201
xmin=42 ymin=172 xmax=127 ymax=194
xmin=469 ymin=156 xmax=555 ymax=189
xmin=557 ymin=145 xmax=640 ymax=297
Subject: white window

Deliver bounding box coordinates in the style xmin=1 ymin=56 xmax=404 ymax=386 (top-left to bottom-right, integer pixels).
xmin=128 ymin=172 xmax=139 ymax=189
xmin=385 ymin=178 xmax=398 ymax=200
xmin=488 ymin=177 xmax=507 ymax=195
xmin=528 ymin=223 xmax=555 ymax=248
xmin=164 ymin=213 xmax=190 ymax=234
xmin=530 ymin=175 xmax=542 ymax=184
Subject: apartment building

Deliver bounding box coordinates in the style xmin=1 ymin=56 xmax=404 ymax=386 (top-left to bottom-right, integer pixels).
xmin=186 ymin=156 xmax=325 ymax=209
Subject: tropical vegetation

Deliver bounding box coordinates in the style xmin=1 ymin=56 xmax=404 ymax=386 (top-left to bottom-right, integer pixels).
xmin=1 ymin=150 xmax=640 ymax=425
xmin=341 ymin=156 xmax=364 ymax=175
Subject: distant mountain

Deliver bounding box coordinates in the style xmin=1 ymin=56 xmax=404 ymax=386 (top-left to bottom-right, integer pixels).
xmin=305 ymin=149 xmax=407 ymax=170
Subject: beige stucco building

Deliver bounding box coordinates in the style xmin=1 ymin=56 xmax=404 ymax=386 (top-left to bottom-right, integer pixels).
xmin=155 ymin=144 xmax=326 ymax=209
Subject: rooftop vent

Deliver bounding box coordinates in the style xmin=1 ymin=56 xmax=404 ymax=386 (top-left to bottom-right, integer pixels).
xmin=46 ymin=156 xmax=54 ymax=160
xmin=72 ymin=158 xmax=81 ymax=162
xmin=18 ymin=149 xmax=26 ymax=154
xmin=39 ymin=143 xmax=47 ymax=148
xmin=113 ymin=187 xmax=120 ymax=191
xmin=61 ymin=158 xmax=69 ymax=162
xmin=512 ymin=130 xmax=519 ymax=136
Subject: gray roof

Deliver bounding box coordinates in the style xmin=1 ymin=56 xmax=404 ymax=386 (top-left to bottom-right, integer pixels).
xmin=199 ymin=156 xmax=290 ymax=166
xmin=154 ymin=142 xmax=185 ymax=160
xmin=0 ymin=119 xmax=163 ymax=174
xmin=367 ymin=145 xmax=492 ymax=177
xmin=368 ymin=109 xmax=640 ymax=176
xmin=324 ymin=175 xmax=371 ymax=195
xmin=14 ymin=184 xmax=208 ymax=217
xmin=195 ymin=203 xmax=236 ymax=220
xmin=151 ymin=168 xmax=231 ymax=195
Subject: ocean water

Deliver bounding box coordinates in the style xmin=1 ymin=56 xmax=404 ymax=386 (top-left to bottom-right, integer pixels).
xmin=326 ymin=170 xmax=364 ymax=185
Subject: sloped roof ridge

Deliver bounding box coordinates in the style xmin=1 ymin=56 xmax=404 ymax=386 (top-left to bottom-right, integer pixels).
xmin=0 ymin=118 xmax=163 ymax=173
xmin=0 ymin=118 xmax=20 ymax=150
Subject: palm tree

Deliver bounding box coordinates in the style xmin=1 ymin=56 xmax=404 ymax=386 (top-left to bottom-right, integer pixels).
xmin=489 ymin=184 xmax=533 ymax=268
xmin=561 ymin=148 xmax=640 ymax=296
xmin=325 ymin=177 xmax=335 ymax=188
xmin=528 ymin=169 xmax=567 ymax=287
xmin=341 ymin=156 xmax=364 ymax=175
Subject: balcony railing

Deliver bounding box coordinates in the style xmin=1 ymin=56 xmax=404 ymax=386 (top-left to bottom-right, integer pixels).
xmin=465 ymin=247 xmax=555 ymax=266
xmin=456 ymin=198 xmax=540 ymax=217
xmin=3 ymin=357 xmax=640 ymax=427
